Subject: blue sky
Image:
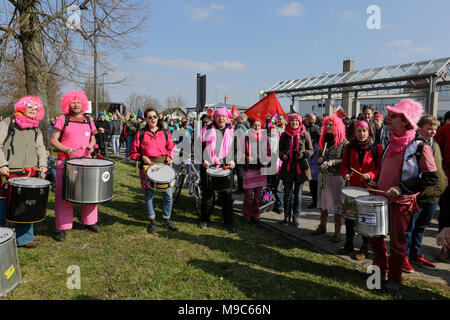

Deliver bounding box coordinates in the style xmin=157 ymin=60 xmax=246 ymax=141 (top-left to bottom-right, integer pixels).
xmin=104 ymin=0 xmax=450 ymax=111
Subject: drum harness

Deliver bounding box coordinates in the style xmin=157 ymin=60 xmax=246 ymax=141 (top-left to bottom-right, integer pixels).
xmin=3 ymin=118 xmax=38 ymax=162
xmin=137 ymin=127 xmax=169 ymax=169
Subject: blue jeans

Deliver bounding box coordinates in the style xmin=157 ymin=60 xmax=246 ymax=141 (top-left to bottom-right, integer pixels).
xmin=111 ymin=135 xmax=121 ymax=154
xmin=125 ymin=135 xmax=135 ymax=159
xmin=268 ymin=175 xmax=284 ymax=211
xmin=0 ymin=199 xmax=34 ymax=246
xmin=283 ymin=181 xmax=303 ymax=218
xmin=144 ymin=188 xmax=173 ymax=220
xmin=405 ymin=202 xmax=438 ymax=258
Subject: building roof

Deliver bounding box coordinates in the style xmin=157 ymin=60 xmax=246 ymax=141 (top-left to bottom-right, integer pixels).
xmin=265 ymin=57 xmax=450 ymax=100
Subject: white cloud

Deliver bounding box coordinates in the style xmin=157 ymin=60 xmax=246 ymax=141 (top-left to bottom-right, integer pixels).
xmin=383 ymin=39 xmax=431 ymax=58
xmin=278 ymin=2 xmax=305 ymax=17
xmin=385 ymin=39 xmax=413 ymax=48
xmin=185 ymin=3 xmax=226 ymax=21
xmin=341 ymin=10 xmax=358 ymax=21
xmin=140 ymin=56 xmax=245 ymax=72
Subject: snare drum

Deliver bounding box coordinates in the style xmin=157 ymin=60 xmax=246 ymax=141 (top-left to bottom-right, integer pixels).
xmin=355 ymin=195 xmax=390 ymax=237
xmin=340 ymin=186 xmax=370 ymax=220
xmin=5 ymin=177 xmax=51 ymax=223
xmin=146 ymin=164 xmax=176 ymax=192
xmin=63 ymin=158 xmax=115 ymax=204
xmin=0 ymin=228 xmax=21 ymax=297
xmin=206 ymin=167 xmax=233 ymax=192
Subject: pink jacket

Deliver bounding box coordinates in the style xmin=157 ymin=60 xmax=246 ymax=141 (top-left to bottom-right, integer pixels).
xmin=129 ymin=129 xmax=174 ymax=161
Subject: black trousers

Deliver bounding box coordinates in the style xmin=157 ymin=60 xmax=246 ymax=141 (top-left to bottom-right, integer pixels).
xmin=344 ymin=218 xmax=369 ymax=250
xmin=309 ymin=179 xmax=318 ymax=205
xmin=200 ymin=167 xmax=234 ymax=226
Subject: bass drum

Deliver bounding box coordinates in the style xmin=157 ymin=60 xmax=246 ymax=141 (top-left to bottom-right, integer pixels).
xmin=63 ymin=157 xmax=115 ymax=204
xmin=5 ymin=177 xmax=51 ymax=223
xmin=0 ymin=228 xmax=21 ymax=297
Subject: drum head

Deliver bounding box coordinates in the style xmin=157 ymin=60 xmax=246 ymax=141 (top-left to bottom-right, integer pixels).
xmin=146 ymin=165 xmax=175 ymax=183
xmin=66 ymin=158 xmax=114 ymax=166
xmin=207 ymin=167 xmax=231 ymax=177
xmin=8 ymin=177 xmax=51 ymax=188
xmin=355 ymin=195 xmax=389 ymax=204
xmin=342 ymin=186 xmax=370 ymax=198
xmin=0 ymin=227 xmax=14 ymax=244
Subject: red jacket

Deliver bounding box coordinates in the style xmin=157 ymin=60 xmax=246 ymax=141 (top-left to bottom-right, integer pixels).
xmin=341 ymin=143 xmax=383 ymax=187
xmin=129 ymin=129 xmax=174 ymax=161
xmin=435 ymin=123 xmax=450 ymax=182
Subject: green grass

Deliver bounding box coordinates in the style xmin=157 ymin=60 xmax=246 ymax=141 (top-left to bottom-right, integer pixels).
xmin=2 ymin=156 xmax=449 ymax=300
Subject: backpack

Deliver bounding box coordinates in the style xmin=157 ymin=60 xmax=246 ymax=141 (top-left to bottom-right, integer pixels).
xmin=58 ymin=114 xmax=93 ymax=142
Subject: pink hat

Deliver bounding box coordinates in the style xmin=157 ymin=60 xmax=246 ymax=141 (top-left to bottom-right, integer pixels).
xmin=354 ymin=121 xmax=369 ymax=132
xmin=386 ymin=99 xmax=423 ymax=130
xmin=213 ymin=107 xmax=232 ymax=120
xmin=15 ymin=95 xmax=45 ymax=121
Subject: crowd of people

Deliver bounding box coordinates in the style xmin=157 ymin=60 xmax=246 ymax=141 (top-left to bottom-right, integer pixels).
xmin=1 ymin=89 xmax=450 ymax=294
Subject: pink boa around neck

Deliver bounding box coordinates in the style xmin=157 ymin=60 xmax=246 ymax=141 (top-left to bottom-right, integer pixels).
xmin=201 ymin=123 xmax=234 ymax=165
xmin=13 ymin=113 xmax=40 ymax=129
xmin=385 ymin=129 xmax=416 ymax=158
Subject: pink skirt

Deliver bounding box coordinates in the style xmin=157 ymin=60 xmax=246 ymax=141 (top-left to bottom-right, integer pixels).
xmin=317 ymin=173 xmax=345 ymax=214
xmin=243 ymin=169 xmax=267 ymax=190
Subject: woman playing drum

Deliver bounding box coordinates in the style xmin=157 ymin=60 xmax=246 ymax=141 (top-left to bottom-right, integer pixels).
xmin=339 ymin=121 xmax=383 ymax=260
xmin=129 ymin=107 xmax=177 ymax=234
xmin=0 ymin=95 xmax=47 ymax=248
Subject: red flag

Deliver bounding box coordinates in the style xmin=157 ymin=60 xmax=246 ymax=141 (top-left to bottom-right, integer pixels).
xmin=207 ymin=108 xmax=214 ymax=117
xmin=245 ymin=92 xmax=287 ymax=127
xmin=334 ymin=106 xmax=347 ymax=119
xmin=231 ymin=104 xmax=239 ymax=119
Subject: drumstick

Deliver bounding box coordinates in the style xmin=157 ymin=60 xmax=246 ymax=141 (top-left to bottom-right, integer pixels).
xmin=350 ymin=167 xmax=363 ymax=176
xmin=366 ymin=187 xmax=386 ymax=194
xmin=321 ymin=142 xmax=327 ymax=158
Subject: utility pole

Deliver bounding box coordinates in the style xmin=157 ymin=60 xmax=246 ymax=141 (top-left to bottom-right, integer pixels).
xmin=93 ymin=1 xmax=98 ymax=117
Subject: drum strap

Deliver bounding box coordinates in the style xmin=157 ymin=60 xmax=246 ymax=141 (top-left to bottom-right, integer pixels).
xmin=4 ymin=118 xmax=38 ymax=161
xmin=138 ymin=128 xmax=169 ymax=154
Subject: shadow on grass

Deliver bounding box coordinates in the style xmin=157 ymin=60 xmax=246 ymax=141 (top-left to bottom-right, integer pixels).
xmin=188 ymin=259 xmax=363 ymax=299
xmin=160 ymin=230 xmax=449 ymax=299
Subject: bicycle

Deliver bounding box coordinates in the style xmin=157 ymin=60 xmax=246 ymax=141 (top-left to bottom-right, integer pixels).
xmin=173 ymin=159 xmax=202 ymax=217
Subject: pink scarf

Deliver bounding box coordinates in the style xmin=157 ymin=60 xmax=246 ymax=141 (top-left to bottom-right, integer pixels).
xmin=13 ymin=113 xmax=40 ymax=129
xmin=202 ymin=123 xmax=234 ymax=166
xmin=385 ymin=129 xmax=416 ymax=158
xmin=285 ymin=122 xmax=306 ymax=174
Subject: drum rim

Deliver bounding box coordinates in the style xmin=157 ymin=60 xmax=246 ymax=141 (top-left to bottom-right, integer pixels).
xmin=7 ymin=177 xmax=52 ymax=188
xmin=0 ymin=227 xmax=15 ymax=244
xmin=355 ymin=198 xmax=389 ymax=205
xmin=146 ymin=164 xmax=175 ymax=183
xmin=206 ymin=168 xmax=231 ymax=176
xmin=65 ymin=157 xmax=115 ymax=167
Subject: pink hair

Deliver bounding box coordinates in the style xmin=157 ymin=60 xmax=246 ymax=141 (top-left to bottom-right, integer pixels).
xmin=60 ymin=90 xmax=89 ymax=114
xmin=15 ymin=95 xmax=45 ymax=121
xmin=319 ymin=115 xmax=346 ymax=150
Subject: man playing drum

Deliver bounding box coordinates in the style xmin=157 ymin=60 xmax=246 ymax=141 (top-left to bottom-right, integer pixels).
xmin=199 ymin=108 xmax=236 ymax=232
xmin=0 ymin=95 xmax=48 ymax=248
xmin=129 ymin=107 xmax=178 ymax=234
xmin=50 ymin=90 xmax=98 ymax=242
xmin=367 ymin=99 xmax=438 ymax=292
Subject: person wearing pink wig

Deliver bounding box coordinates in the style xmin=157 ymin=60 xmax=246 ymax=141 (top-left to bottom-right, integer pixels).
xmin=367 ymin=99 xmax=438 ymax=292
xmin=50 ymin=90 xmax=99 ymax=242
xmin=0 ymin=95 xmax=48 ymax=248
xmin=313 ymin=115 xmax=347 ymax=242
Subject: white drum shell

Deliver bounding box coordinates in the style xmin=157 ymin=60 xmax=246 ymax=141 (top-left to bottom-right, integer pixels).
xmin=355 ymin=195 xmax=390 ymax=237
xmin=0 ymin=228 xmax=21 ymax=297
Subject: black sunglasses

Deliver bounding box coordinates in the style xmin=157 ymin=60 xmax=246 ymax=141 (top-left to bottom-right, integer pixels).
xmin=147 ymin=115 xmax=158 ymax=119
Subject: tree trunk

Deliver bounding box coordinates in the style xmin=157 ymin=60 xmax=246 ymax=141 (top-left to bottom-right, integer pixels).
xmin=18 ymin=1 xmax=50 ymax=149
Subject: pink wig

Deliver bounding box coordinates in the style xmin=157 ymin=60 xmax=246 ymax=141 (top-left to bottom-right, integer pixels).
xmin=319 ymin=115 xmax=346 ymax=150
xmin=15 ymin=95 xmax=45 ymax=121
xmin=60 ymin=90 xmax=89 ymax=114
